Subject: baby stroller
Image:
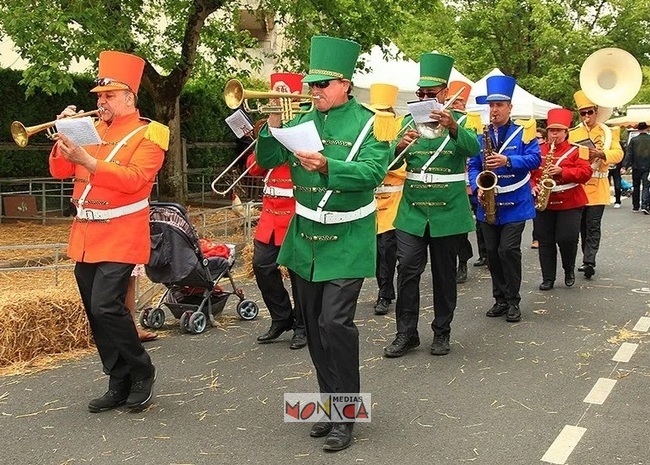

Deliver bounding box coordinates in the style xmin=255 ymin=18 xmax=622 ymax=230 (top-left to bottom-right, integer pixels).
xmin=140 ymin=202 xmax=259 ymax=334
xmin=621 ymin=177 xmax=633 ymax=198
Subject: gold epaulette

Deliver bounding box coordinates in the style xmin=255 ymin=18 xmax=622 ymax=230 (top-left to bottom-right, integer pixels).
xmin=144 ymin=121 xmax=170 ymax=151
xmin=514 ymin=117 xmax=537 ymax=143
xmin=464 ymin=112 xmax=484 ymax=134
xmin=361 ymin=103 xmax=399 ymax=142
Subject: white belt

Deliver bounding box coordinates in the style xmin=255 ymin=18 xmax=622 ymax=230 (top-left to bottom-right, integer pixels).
xmin=76 ymin=198 xmax=149 ymax=221
xmin=374 ymin=185 xmax=403 ymax=194
xmin=295 ymin=199 xmax=376 ymax=225
xmin=263 ymin=186 xmax=294 ymax=198
xmin=406 ymin=172 xmax=466 ymax=184
xmin=495 ymin=173 xmax=531 ymax=194
xmin=592 ymin=171 xmax=608 ymax=179
xmin=552 ymin=183 xmax=579 ymax=193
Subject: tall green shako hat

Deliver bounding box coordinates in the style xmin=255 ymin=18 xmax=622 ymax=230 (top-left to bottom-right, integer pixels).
xmin=417 ymin=52 xmax=454 ymax=88
xmin=302 ymin=36 xmax=361 ymax=83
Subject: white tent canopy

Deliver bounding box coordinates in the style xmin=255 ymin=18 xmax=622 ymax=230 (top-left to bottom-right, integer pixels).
xmin=466 ymin=68 xmax=560 ymax=123
xmin=352 ymin=44 xmax=474 ymax=115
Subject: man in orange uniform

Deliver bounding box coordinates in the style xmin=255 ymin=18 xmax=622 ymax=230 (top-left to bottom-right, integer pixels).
xmin=248 ymin=73 xmax=307 ymax=349
xmin=49 ymin=51 xmax=168 ymax=412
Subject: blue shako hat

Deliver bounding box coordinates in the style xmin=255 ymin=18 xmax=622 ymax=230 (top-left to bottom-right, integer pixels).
xmin=476 ymin=75 xmax=516 ymax=104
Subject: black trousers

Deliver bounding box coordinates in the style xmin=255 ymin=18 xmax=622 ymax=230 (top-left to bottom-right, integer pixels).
xmin=480 ymin=221 xmax=525 ymax=305
xmin=534 ymin=208 xmax=583 ymax=281
xmin=470 ymin=199 xmax=487 ymax=258
xmin=74 ymin=262 xmax=152 ymax=383
xmin=294 ymin=275 xmax=363 ymax=394
xmin=375 ymin=230 xmax=397 ymax=301
xmin=252 ymin=239 xmax=304 ymax=333
xmin=579 ymin=205 xmax=605 ymax=266
xmin=631 ymin=168 xmax=650 ymax=210
xmin=608 ymin=164 xmax=622 ymax=204
xmin=458 ymin=233 xmax=474 ymax=263
xmin=395 ymin=227 xmax=460 ymax=339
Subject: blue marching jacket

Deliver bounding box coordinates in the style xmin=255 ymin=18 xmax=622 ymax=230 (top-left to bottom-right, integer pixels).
xmin=467 ymin=120 xmax=541 ymax=225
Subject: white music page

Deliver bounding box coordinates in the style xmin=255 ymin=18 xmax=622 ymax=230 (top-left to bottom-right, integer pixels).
xmin=270 ymin=120 xmax=324 ymax=153
xmin=55 ymin=117 xmax=102 ymax=146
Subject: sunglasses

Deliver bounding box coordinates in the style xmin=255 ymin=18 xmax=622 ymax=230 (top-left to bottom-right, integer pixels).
xmin=94 ymin=77 xmax=131 ymax=90
xmin=579 ymin=109 xmax=595 ymax=116
xmin=308 ymin=80 xmax=333 ymax=89
xmin=415 ymin=89 xmax=442 ymax=99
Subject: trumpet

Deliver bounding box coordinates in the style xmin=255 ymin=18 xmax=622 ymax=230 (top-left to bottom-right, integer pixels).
xmin=224 ymin=79 xmax=314 ymax=123
xmin=11 ymin=109 xmax=102 ymax=147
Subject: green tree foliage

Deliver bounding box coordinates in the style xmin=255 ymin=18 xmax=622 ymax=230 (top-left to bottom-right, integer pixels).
xmin=396 ymin=0 xmax=650 ymax=113
xmin=0 ymin=0 xmax=408 ymax=201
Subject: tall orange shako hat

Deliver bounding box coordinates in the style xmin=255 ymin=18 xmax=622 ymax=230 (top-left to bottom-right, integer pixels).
xmin=270 ymin=72 xmax=304 ymax=93
xmin=90 ymin=51 xmax=146 ymax=94
xmin=447 ymin=80 xmax=471 ymax=103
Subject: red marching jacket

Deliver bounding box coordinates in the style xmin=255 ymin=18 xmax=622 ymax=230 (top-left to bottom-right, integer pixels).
xmin=531 ymin=140 xmax=592 ymax=210
xmin=247 ymin=152 xmax=295 ymax=245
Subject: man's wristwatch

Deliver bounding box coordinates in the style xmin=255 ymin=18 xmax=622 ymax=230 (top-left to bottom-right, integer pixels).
xmin=505 ymin=157 xmax=512 ymax=168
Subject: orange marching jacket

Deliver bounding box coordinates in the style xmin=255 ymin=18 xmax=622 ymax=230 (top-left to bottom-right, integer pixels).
xmin=246 ymin=152 xmax=295 ymax=246
xmin=49 ymin=111 xmax=167 ymax=264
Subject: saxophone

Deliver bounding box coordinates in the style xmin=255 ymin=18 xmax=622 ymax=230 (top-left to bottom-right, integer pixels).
xmin=534 ymin=139 xmax=557 ymax=211
xmin=476 ymin=126 xmax=498 ymax=224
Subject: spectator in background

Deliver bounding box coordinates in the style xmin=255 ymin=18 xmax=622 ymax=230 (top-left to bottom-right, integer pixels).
xmin=623 ymin=122 xmax=650 ymax=214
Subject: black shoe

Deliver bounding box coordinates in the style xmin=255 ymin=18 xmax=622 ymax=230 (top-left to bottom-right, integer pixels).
xmin=539 ymin=280 xmax=554 ymax=291
xmin=456 ymin=261 xmax=468 ymax=284
xmin=583 ymin=264 xmax=595 ymax=279
xmin=310 ymin=421 xmax=333 ymax=438
xmin=506 ymin=304 xmax=521 ymax=323
xmin=290 ymin=332 xmax=307 ymax=350
xmin=578 ymin=264 xmax=586 ymax=272
xmin=257 ymin=322 xmax=293 ymax=342
xmin=323 ymin=423 xmax=354 ymax=452
xmin=125 ymin=366 xmax=156 ymax=411
xmin=565 ymin=270 xmax=575 ymax=287
xmin=374 ymin=298 xmax=391 ymax=315
xmin=88 ymin=389 xmax=129 ymax=413
xmin=486 ymin=302 xmax=508 ymax=317
xmin=430 ymin=334 xmax=451 ymax=356
xmin=383 ymin=333 xmax=420 ymax=358
xmin=473 ymin=257 xmax=487 ymax=267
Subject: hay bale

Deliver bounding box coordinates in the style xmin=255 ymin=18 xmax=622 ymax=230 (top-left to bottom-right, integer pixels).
xmin=0 ymin=288 xmax=93 ymax=369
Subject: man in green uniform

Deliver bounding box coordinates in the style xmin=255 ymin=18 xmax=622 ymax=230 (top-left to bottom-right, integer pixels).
xmin=256 ymin=35 xmax=390 ymax=452
xmin=383 ymin=52 xmax=480 ymax=358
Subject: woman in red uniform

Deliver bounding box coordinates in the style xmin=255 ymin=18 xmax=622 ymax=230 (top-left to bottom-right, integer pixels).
xmin=531 ymin=108 xmax=592 ymax=290
xmin=248 ymin=73 xmax=306 ymax=349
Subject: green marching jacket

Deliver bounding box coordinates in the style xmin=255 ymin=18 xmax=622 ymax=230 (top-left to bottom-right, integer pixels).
xmin=256 ymin=97 xmax=390 ymax=282
xmin=393 ymin=113 xmax=480 ymax=237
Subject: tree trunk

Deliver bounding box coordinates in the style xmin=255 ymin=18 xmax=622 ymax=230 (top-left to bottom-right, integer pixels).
xmin=154 ymin=96 xmax=186 ymax=202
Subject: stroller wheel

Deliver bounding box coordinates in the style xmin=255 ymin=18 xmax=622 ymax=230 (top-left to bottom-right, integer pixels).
xmin=236 ymin=299 xmax=259 ymax=321
xmin=179 ymin=311 xmax=193 ymax=333
xmin=189 ymin=311 xmax=207 ymax=334
xmin=147 ymin=307 xmax=166 ymax=330
xmin=139 ymin=307 xmax=152 ymax=328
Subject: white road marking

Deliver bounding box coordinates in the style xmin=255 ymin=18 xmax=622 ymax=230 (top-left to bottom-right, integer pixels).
xmin=583 ymin=378 xmax=617 ymax=405
xmin=612 ymin=342 xmax=638 ymax=362
xmin=632 ymin=316 xmax=650 ymax=332
xmin=541 ymin=425 xmax=587 ymax=464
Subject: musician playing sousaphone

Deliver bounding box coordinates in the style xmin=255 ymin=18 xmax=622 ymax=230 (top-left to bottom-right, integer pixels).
xmin=467 ymin=75 xmax=541 ymax=323
xmin=248 ymin=72 xmax=306 ymax=349
xmin=531 ymin=108 xmax=592 ymax=291
xmin=568 ymin=90 xmax=623 ymax=279
xmin=383 ymin=53 xmax=480 ymax=359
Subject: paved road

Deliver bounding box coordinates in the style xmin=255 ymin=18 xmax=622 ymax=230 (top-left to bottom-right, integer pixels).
xmin=2 ymin=202 xmax=649 ymax=465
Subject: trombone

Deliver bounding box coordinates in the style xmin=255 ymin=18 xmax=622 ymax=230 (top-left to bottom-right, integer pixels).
xmin=11 ymin=109 xmax=102 ymax=148
xmin=224 ymin=79 xmax=314 ymax=123
xmin=210 ymin=137 xmax=257 ymax=196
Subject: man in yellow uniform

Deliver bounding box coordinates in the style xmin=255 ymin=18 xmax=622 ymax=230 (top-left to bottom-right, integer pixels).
xmin=568 ymin=90 xmax=623 ymax=279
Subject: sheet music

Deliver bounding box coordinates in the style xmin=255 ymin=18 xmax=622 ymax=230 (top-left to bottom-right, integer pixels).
xmin=225 ymin=110 xmax=254 ymax=138
xmin=406 ymin=99 xmax=444 ymax=124
xmin=270 ymin=120 xmax=324 ymax=153
xmin=55 ymin=117 xmax=102 ymax=146
xmin=574 ymin=138 xmax=596 ymax=149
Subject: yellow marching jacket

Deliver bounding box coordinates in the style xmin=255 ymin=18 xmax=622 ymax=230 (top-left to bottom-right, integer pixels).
xmin=375 ymin=165 xmax=406 ymax=234
xmin=568 ymin=123 xmax=623 ymax=206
